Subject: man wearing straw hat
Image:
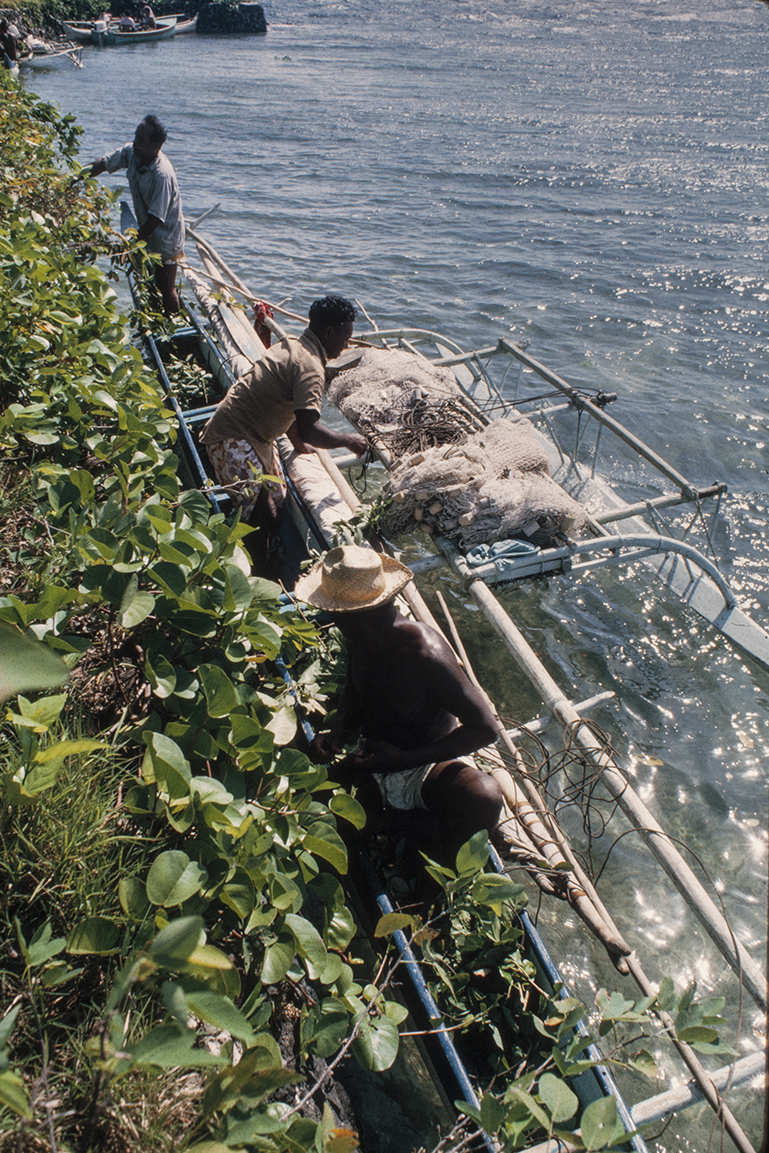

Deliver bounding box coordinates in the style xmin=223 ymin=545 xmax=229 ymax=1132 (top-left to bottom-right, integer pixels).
xmin=295 ymin=545 xmax=503 ymax=847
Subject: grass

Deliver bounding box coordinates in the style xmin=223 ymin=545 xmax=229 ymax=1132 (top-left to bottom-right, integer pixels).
xmin=0 ymin=730 xmax=175 ymax=1148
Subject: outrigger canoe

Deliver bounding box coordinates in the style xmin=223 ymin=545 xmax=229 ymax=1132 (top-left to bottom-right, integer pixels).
xmin=17 ymin=38 xmax=83 ymax=67
xmin=119 ymin=201 xmax=766 ymax=1152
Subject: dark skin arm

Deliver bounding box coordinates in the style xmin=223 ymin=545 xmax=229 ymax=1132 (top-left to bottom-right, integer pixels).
xmin=137 ymin=213 xmax=162 ymax=242
xmin=344 ymin=628 xmax=498 ymax=773
xmin=294 ymin=408 xmax=367 ymax=456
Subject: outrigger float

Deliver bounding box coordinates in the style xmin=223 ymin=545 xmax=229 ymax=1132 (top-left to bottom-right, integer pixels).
xmin=121 ymin=202 xmax=766 ymax=1152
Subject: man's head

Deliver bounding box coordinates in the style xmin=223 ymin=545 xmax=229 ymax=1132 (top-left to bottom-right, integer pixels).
xmin=308 ymin=295 xmax=356 ymax=360
xmin=133 ymin=115 xmax=167 ymax=165
xmin=0 ymin=20 xmax=8 ymax=33
xmin=294 ymin=544 xmax=412 ymax=613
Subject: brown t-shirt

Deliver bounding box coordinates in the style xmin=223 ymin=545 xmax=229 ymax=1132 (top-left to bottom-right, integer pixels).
xmin=201 ymin=327 xmax=327 ymax=451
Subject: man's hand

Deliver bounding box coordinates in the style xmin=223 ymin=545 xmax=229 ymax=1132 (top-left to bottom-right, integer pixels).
xmin=308 ymin=732 xmax=341 ymax=763
xmin=361 ymin=738 xmax=406 ymax=772
xmin=345 ymin=431 xmax=368 ymax=456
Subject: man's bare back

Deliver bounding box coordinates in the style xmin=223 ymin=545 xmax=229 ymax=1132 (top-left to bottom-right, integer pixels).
xmin=295 ymin=545 xmax=503 ymax=845
xmin=338 ymin=603 xmax=498 ymax=775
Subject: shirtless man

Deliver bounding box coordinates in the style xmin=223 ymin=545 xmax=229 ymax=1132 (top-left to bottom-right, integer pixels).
xmin=295 ymin=545 xmax=503 ymax=847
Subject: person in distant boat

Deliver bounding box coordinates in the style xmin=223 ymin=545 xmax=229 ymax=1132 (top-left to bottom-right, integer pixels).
xmin=118 ymin=13 xmax=136 ymax=29
xmin=295 ymin=545 xmax=503 ymax=851
xmin=0 ymin=19 xmax=18 ymax=67
xmin=81 ymin=115 xmax=184 ymax=315
xmin=200 ymin=296 xmax=368 ymax=572
xmin=139 ymin=4 xmax=156 ymax=28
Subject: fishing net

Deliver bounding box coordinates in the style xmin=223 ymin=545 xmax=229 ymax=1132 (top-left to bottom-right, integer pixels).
xmin=330 ymin=348 xmax=587 ymax=547
xmin=329 ymin=347 xmax=483 ymax=453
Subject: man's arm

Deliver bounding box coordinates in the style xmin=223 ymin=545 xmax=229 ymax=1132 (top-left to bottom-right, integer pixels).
xmin=77 ymin=145 xmax=129 ymax=182
xmin=75 ymin=158 xmax=106 ymax=180
xmin=361 ymin=635 xmax=498 ymax=772
xmin=137 ymin=213 xmax=162 ymax=242
xmin=294 ymin=408 xmax=367 ymax=456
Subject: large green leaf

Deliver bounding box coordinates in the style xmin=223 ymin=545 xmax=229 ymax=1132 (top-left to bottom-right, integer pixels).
xmin=145 ymin=651 xmax=177 ymax=698
xmin=25 ymin=921 xmax=66 ymax=967
xmin=579 ymin=1097 xmax=625 ymax=1151
xmin=303 ymin=824 xmax=348 ymax=875
xmin=183 ymin=988 xmax=256 ymax=1044
xmin=266 ymin=704 xmax=297 ymax=746
xmin=455 ymin=829 xmax=489 ymax=875
xmin=118 ymin=576 xmax=156 ymax=628
xmin=374 ymin=913 xmax=414 ymax=938
xmin=538 ymin=1073 xmax=578 ymax=1123
xmin=329 ymin=793 xmax=367 ymax=830
xmin=0 ymin=1005 xmax=22 ymax=1049
xmin=479 ymin=1093 xmax=507 ymax=1134
xmin=142 ymin=731 xmax=192 ymax=798
xmin=222 ymin=563 xmax=254 ymax=612
xmin=0 ymin=624 xmax=68 ymax=701
xmin=199 ymin=663 xmax=240 ymax=717
xmin=146 ymin=850 xmax=207 ymax=907
xmin=119 ymin=876 xmax=151 ymax=920
xmin=129 ymin=1024 xmax=226 ymax=1069
xmin=352 ymin=1016 xmax=399 ymax=1072
xmin=150 ymin=916 xmax=205 ymax=968
xmin=285 ymin=913 xmax=328 ymax=976
xmin=66 ymin=917 xmax=120 ymax=955
xmin=261 ymin=933 xmax=295 ymax=985
xmin=0 ymin=1070 xmax=32 ymax=1119
xmin=15 ymin=692 xmax=68 ymax=728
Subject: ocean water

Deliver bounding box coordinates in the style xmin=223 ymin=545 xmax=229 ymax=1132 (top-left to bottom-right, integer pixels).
xmin=25 ymin=1 xmax=769 ymax=1146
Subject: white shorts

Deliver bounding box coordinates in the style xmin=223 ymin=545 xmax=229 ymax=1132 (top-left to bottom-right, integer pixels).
xmin=372 ymin=756 xmax=474 ymax=812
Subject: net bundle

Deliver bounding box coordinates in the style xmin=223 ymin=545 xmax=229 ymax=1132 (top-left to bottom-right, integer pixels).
xmin=330 ymin=347 xmax=587 ymax=548
xmin=329 ymin=348 xmax=482 ymax=452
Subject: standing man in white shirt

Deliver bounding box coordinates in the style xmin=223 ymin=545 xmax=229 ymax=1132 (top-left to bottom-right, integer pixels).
xmin=82 ymin=115 xmax=185 ymax=315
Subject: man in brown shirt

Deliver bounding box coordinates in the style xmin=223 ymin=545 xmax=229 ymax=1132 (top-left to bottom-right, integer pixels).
xmin=201 ymin=295 xmax=367 ymax=569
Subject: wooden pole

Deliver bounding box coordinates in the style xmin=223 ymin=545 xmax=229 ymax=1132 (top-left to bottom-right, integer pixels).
xmin=447 ymin=557 xmax=768 ymax=1012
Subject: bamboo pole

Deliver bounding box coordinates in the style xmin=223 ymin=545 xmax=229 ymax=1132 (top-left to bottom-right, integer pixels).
xmin=496 ymin=337 xmax=698 ymax=497
xmin=433 ymin=588 xmax=759 ymax=1153
xmin=186 ymin=228 xmax=299 ymax=335
xmin=433 ymin=590 xmax=632 ymax=966
xmin=445 ymin=555 xmax=768 ymax=1013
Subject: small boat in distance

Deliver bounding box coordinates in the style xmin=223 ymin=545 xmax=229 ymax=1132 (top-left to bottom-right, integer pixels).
xmin=60 ymin=14 xmax=178 ymax=45
xmin=166 ymin=12 xmax=197 ymax=33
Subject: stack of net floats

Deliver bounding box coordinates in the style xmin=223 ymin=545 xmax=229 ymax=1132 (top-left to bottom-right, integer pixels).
xmin=329 ymin=348 xmax=587 ymax=549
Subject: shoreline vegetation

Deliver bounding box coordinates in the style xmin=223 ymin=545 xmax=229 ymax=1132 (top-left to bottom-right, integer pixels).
xmin=0 ymin=0 xmax=266 ymax=40
xmin=0 ymin=74 xmax=731 ymax=1153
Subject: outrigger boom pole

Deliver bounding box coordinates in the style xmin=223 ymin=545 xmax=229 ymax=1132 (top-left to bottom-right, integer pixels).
xmin=443 ymin=540 xmax=768 ymax=1012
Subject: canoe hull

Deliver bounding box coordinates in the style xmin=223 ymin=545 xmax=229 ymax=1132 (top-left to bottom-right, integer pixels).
xmin=60 ymin=15 xmax=176 ymax=45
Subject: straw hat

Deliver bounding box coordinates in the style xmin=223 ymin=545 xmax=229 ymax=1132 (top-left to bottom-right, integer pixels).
xmin=294 ymin=545 xmax=413 ymax=612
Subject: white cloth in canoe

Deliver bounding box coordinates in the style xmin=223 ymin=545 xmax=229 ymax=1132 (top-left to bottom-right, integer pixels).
xmin=278 ymin=437 xmax=354 ymax=543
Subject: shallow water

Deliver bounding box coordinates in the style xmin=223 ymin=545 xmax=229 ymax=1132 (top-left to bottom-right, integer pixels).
xmin=25 ymin=1 xmax=769 ymax=1144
